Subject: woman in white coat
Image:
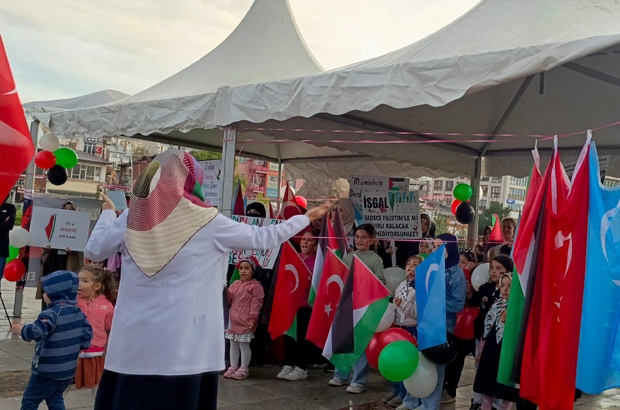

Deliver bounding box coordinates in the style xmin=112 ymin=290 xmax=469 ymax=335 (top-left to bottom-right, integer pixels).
xmin=85 ymin=151 xmax=328 ymax=410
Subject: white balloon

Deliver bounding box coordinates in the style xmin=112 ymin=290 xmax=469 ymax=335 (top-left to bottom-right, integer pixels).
xmin=9 ymin=227 xmax=30 ymax=248
xmin=376 ymin=303 xmax=395 ymax=332
xmin=40 ymin=134 xmax=60 ymax=152
xmin=471 ymin=263 xmax=491 ymax=291
xmin=384 ymin=267 xmax=406 ymax=295
xmin=404 ymin=354 xmax=438 ymax=399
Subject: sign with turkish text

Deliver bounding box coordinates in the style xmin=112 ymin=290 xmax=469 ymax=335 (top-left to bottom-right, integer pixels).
xmin=361 ymin=191 xmax=421 ymax=240
xmin=199 ymin=160 xmax=222 ymax=206
xmin=29 ymin=207 xmax=91 ymax=251
xmin=348 ymin=175 xmax=410 ymax=223
xmin=228 ymin=215 xmax=283 ymax=269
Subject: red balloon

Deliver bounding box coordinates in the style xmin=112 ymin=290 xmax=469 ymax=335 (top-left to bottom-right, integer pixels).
xmin=451 ymin=199 xmax=462 ymax=215
xmin=34 ymin=150 xmax=56 ymax=170
xmin=379 ymin=328 xmax=418 ymax=351
xmin=4 ymin=259 xmax=26 ymax=282
xmin=454 ymin=307 xmax=480 ymax=340
xmin=366 ymin=333 xmax=382 ymax=368
xmin=294 ymin=196 xmax=307 ymax=208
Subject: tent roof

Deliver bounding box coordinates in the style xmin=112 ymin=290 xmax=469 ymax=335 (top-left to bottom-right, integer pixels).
xmin=39 ymin=0 xmax=620 ymax=179
xmin=23 ymin=89 xmax=128 ymax=113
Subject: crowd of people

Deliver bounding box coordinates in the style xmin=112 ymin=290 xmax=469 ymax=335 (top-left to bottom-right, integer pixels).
xmin=3 ymin=154 xmax=545 ymax=410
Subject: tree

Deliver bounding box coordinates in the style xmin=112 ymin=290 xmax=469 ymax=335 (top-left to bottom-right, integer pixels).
xmin=189 ymin=150 xmax=222 ymax=161
xmin=234 ymin=172 xmax=248 ymax=192
xmin=478 ymin=202 xmax=513 ymax=235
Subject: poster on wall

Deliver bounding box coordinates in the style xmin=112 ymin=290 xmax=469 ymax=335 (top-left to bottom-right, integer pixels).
xmin=228 ymin=215 xmax=282 ymax=269
xmin=348 ymin=175 xmax=410 ymax=223
xmin=29 ymin=207 xmax=91 ymax=251
xmin=199 ymin=160 xmax=222 ymax=206
xmin=361 ymin=191 xmax=421 ymax=240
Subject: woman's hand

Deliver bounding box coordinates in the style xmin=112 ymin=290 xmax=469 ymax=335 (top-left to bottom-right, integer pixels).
xmin=100 ymin=193 xmax=116 ymax=212
xmin=305 ymin=201 xmax=331 ymax=223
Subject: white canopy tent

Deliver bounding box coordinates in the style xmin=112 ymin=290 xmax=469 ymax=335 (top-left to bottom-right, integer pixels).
xmin=23 ymin=90 xmax=128 ymax=114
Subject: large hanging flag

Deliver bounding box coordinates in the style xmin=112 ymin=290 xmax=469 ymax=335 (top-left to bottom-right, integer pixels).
xmin=232 ymin=180 xmax=245 ymax=216
xmin=268 ymin=241 xmax=312 ymax=340
xmin=323 ymin=256 xmax=390 ymax=372
xmin=520 ymin=136 xmax=590 ymax=410
xmin=415 ymin=245 xmax=447 ymax=350
xmin=309 ymin=215 xmax=333 ymax=306
xmin=0 ymin=36 xmax=34 ymax=201
xmin=498 ymin=144 xmax=543 ymax=387
xmin=577 ymin=141 xmax=620 ymax=394
xmin=331 ymin=205 xmax=349 ymax=258
xmin=306 ymin=249 xmax=350 ymax=348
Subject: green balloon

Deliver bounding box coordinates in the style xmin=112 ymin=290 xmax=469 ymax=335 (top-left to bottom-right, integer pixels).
xmin=6 ymin=245 xmax=19 ymax=263
xmin=453 ymin=183 xmax=473 ymax=201
xmin=378 ymin=340 xmax=419 ymax=382
xmin=54 ymin=147 xmax=79 ymax=169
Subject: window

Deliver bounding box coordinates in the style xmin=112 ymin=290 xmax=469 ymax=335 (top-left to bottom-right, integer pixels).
xmin=238 ymin=157 xmax=247 ymax=163
xmin=269 ymin=162 xmax=279 ymax=171
xmin=491 ymin=186 xmax=501 ymax=199
xmin=434 ymin=180 xmax=443 ymax=191
xmin=83 ymin=142 xmax=97 ymax=155
xmin=508 ymin=188 xmax=526 ymax=201
xmin=69 ymin=165 xmax=101 ymax=181
xmin=509 ymin=176 xmax=528 ymax=186
xmin=445 ymin=180 xmax=454 ymax=192
xmin=492 ymin=177 xmax=502 ymax=184
xmin=251 ymin=175 xmax=264 ymax=186
xmin=253 ymin=160 xmax=263 ymax=166
xmin=481 ymin=177 xmax=489 ymax=182
xmin=481 ymin=185 xmax=489 ymax=196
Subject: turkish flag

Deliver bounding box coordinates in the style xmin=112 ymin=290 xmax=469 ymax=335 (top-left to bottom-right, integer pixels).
xmin=280 ymin=184 xmax=302 ymax=220
xmin=0 ymin=36 xmax=34 ymax=201
xmin=306 ymin=249 xmax=350 ymax=349
xmin=520 ymin=138 xmax=589 ymax=410
xmin=268 ymin=241 xmax=312 ymax=340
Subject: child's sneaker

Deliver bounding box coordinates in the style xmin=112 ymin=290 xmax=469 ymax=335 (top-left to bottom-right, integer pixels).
xmin=328 ymin=377 xmax=345 ymax=387
xmin=277 ymin=365 xmax=294 ymax=379
xmin=346 ymin=383 xmax=366 ymax=394
xmin=283 ymin=367 xmax=307 ymax=381
xmin=231 ymin=367 xmax=249 ymax=380
xmin=223 ymin=366 xmax=237 ymax=378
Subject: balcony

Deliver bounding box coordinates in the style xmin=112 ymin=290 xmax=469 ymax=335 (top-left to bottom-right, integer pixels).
xmin=253 ymin=165 xmax=268 ymax=173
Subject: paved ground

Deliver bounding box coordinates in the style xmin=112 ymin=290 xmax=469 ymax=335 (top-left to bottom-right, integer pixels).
xmin=0 ymin=282 xmax=619 ymax=409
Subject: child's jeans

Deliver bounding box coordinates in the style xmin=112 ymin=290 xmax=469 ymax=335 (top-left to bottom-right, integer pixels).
xmin=21 ymin=374 xmax=72 ymax=410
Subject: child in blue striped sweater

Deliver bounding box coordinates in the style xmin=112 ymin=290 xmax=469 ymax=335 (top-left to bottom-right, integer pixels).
xmin=11 ymin=270 xmax=93 ymax=410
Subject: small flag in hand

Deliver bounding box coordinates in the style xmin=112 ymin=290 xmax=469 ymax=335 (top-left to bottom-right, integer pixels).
xmin=416 ymin=245 xmax=447 ymax=350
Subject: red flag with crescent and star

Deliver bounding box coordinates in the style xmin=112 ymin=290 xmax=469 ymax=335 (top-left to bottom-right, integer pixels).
xmin=520 ymin=136 xmax=590 ymax=410
xmin=268 ymin=241 xmax=312 ymax=340
xmin=306 ymin=249 xmax=350 ymax=349
xmin=0 ymin=36 xmax=34 ymax=201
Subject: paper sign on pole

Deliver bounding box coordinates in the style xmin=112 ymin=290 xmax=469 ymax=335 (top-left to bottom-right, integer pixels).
xmin=29 ymin=207 xmax=91 ymax=251
xmin=228 ymin=215 xmax=282 ymax=269
xmin=361 ymin=191 xmax=421 ymax=240
xmin=199 ymin=160 xmax=222 ymax=206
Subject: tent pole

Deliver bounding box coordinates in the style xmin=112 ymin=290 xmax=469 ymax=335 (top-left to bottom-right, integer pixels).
xmin=276 ymin=162 xmax=283 ymax=213
xmin=13 ymin=120 xmax=39 ymax=317
xmin=219 ymin=126 xmax=237 ymax=217
xmin=467 ymin=155 xmax=482 ymax=248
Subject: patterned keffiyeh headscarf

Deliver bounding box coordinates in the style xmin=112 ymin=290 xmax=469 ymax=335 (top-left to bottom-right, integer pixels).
xmin=483 ymin=298 xmax=509 ymax=344
xmin=125 ymin=151 xmax=218 ymax=277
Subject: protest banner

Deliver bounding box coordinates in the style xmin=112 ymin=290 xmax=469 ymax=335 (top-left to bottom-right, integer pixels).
xmin=361 ymin=191 xmax=421 ymax=240
xmin=348 ymin=175 xmax=409 ymax=223
xmin=228 ymin=214 xmax=282 ymax=269
xmin=199 ymin=160 xmax=222 ymax=206
xmin=29 ymin=207 xmax=91 ymax=251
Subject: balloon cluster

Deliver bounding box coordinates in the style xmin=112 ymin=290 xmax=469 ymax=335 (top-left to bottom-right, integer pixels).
xmin=34 ymin=134 xmax=78 ymax=186
xmin=451 ymin=183 xmax=475 ymax=224
xmin=3 ymin=227 xmax=30 ymax=282
xmin=364 ymin=304 xmax=440 ymax=398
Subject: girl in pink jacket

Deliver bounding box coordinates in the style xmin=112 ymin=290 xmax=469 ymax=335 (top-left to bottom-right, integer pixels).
xmin=224 ymin=257 xmax=265 ymax=380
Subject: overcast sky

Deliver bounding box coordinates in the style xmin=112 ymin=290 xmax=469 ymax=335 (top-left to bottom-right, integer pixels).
xmin=2 ymin=0 xmax=479 ymax=103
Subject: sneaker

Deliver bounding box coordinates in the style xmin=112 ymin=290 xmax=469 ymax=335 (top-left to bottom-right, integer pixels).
xmin=395 ymin=405 xmax=415 ymax=410
xmin=230 ymin=367 xmax=249 ymax=380
xmin=223 ymin=366 xmax=238 ymax=378
xmin=283 ymin=367 xmax=307 ymax=381
xmin=441 ymin=390 xmax=456 ymax=404
xmin=328 ymin=377 xmax=345 ymax=387
xmin=383 ymin=392 xmax=398 ymax=403
xmin=469 ymin=399 xmax=482 ymax=410
xmin=324 ymin=363 xmax=335 ymax=373
xmin=387 ymin=396 xmax=404 ymax=407
xmin=277 ymin=365 xmax=294 ymax=379
xmin=346 ymin=383 xmax=367 ymax=394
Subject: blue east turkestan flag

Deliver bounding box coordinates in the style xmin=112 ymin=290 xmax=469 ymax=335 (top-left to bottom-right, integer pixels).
xmin=415 ymin=245 xmax=447 ymax=350
xmin=577 ymin=143 xmax=620 ymax=393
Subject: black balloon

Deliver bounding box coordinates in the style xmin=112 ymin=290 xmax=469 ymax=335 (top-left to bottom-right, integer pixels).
xmin=47 ymin=165 xmax=68 ymax=186
xmin=421 ymin=333 xmax=459 ymax=365
xmin=455 ymin=201 xmax=474 ymax=224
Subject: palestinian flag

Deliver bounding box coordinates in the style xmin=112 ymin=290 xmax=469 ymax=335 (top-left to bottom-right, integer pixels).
xmin=268 ymin=242 xmax=312 ymax=340
xmin=309 ymin=215 xmax=333 ymax=306
xmin=306 ymin=249 xmax=350 ymax=348
xmin=331 ymin=205 xmax=349 ymax=258
xmin=498 ymin=144 xmax=544 ymax=387
xmin=232 ymin=180 xmax=245 ymax=216
xmin=323 ymin=256 xmax=390 ymax=373
xmin=489 ymin=214 xmax=503 ymax=242
xmin=45 ymin=214 xmax=57 ymax=242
